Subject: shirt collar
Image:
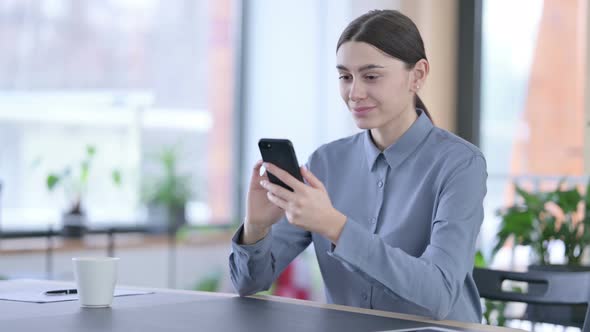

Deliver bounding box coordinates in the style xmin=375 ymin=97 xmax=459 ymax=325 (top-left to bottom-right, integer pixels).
xmin=363 ymin=109 xmax=434 ymax=171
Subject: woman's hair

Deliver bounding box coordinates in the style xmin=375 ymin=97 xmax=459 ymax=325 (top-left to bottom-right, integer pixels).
xmin=337 ymin=9 xmax=433 ymax=121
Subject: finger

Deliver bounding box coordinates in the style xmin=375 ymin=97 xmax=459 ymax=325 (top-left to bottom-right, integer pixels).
xmin=249 ymin=160 xmax=268 ymax=189
xmin=263 ymin=162 xmax=305 ymax=192
xmin=251 ymin=160 xmax=264 ymax=180
xmin=260 ymin=179 xmax=296 ymax=202
xmin=267 ymin=192 xmax=288 ymax=210
xmin=301 ymin=166 xmax=325 ymax=190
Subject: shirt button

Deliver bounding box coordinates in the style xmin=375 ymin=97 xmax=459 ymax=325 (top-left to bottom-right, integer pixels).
xmin=361 ymin=292 xmax=368 ymax=301
xmin=370 ymin=217 xmax=376 ymax=225
xmin=377 ymin=180 xmax=384 ymax=188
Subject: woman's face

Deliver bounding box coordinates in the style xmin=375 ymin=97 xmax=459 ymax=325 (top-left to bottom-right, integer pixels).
xmin=336 ymin=41 xmax=417 ymax=130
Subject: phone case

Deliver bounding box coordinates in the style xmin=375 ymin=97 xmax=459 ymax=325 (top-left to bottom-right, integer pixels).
xmin=258 ymin=138 xmax=303 ymax=192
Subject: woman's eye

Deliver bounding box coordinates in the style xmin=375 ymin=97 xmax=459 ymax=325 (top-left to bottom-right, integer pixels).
xmin=339 ymin=74 xmax=351 ymax=80
xmin=365 ymin=75 xmax=379 ymax=81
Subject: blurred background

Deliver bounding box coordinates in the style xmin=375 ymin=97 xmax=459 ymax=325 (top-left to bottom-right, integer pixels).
xmin=0 ymin=0 xmax=588 ymax=330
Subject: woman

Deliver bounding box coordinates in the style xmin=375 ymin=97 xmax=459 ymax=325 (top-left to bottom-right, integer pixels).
xmin=229 ymin=9 xmax=486 ymax=323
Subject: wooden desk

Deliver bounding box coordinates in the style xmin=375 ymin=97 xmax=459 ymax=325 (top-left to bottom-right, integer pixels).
xmin=0 ymin=280 xmax=523 ymax=332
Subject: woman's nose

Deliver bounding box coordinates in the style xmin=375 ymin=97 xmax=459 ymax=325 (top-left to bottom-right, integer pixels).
xmin=349 ymin=80 xmax=367 ymax=102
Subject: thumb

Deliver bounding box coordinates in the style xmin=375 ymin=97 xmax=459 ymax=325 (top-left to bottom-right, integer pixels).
xmin=301 ymin=166 xmax=324 ymax=190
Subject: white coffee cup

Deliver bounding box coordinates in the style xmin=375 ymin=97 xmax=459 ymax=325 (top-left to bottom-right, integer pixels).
xmin=73 ymin=257 xmax=120 ymax=308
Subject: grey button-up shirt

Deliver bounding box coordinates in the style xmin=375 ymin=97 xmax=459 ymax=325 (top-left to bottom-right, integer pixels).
xmin=229 ymin=110 xmax=487 ymax=323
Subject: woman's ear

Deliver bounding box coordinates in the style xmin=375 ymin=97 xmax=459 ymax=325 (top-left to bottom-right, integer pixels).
xmin=411 ymin=59 xmax=429 ymax=92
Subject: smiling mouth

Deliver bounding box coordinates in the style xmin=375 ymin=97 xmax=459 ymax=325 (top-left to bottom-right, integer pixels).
xmin=352 ymin=106 xmax=376 ymax=114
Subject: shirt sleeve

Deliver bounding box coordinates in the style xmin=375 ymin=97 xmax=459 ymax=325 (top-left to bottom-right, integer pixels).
xmin=328 ymin=154 xmax=487 ymax=320
xmin=229 ymin=215 xmax=312 ymax=296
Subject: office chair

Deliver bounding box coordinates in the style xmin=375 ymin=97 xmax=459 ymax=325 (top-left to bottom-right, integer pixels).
xmin=473 ymin=267 xmax=590 ymax=331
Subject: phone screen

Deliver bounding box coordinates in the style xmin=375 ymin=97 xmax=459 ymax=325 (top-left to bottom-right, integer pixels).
xmin=258 ymin=138 xmax=303 ymax=192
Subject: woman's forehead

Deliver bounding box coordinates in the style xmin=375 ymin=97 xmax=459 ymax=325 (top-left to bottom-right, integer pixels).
xmin=336 ymin=41 xmax=404 ymax=70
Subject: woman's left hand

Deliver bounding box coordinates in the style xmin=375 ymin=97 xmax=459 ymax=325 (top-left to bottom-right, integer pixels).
xmin=260 ymin=163 xmax=347 ymax=243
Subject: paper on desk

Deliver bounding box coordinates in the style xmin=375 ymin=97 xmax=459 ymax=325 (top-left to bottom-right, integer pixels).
xmin=0 ymin=287 xmax=153 ymax=303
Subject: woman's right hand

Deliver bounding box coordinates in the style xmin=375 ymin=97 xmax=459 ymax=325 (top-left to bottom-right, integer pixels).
xmin=241 ymin=160 xmax=285 ymax=244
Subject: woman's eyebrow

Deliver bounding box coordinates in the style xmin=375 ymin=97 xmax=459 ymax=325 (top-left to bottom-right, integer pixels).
xmin=336 ymin=64 xmax=385 ymax=71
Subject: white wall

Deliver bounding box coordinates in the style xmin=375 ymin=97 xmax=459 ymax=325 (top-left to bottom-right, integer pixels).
xmin=242 ymin=0 xmax=351 ymax=169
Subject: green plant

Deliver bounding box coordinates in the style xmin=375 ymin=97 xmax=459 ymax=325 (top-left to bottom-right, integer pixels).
xmin=142 ymin=146 xmax=193 ymax=214
xmin=495 ymin=180 xmax=590 ymax=266
xmin=46 ymin=145 xmax=121 ymax=215
xmin=192 ymin=271 xmax=222 ymax=292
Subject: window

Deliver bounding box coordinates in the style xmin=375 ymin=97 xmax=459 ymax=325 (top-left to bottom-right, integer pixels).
xmin=0 ymin=0 xmax=237 ymax=229
xmin=480 ymin=0 xmax=586 ymax=264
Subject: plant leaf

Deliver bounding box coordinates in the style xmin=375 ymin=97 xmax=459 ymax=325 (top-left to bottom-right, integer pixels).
xmin=551 ymin=188 xmax=581 ymax=214
xmin=80 ymin=161 xmax=90 ymax=183
xmin=86 ymin=145 xmax=96 ymax=157
xmin=515 ymin=185 xmax=545 ymax=211
xmin=494 ymin=204 xmax=536 ymax=254
xmin=474 ymin=250 xmax=487 ymax=268
xmin=46 ymin=174 xmax=60 ymax=190
xmin=112 ymin=169 xmax=122 ymax=186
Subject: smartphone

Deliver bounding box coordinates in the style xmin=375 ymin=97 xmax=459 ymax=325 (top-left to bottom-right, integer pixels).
xmin=258 ymin=138 xmax=303 ymax=192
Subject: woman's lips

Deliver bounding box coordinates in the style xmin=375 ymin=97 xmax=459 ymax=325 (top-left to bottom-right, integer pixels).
xmin=352 ymin=106 xmax=376 ymax=116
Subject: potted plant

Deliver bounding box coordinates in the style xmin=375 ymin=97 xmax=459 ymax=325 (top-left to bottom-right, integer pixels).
xmin=46 ymin=145 xmax=122 ymax=237
xmin=494 ymin=179 xmax=590 ymax=326
xmin=142 ymin=146 xmax=193 ymax=233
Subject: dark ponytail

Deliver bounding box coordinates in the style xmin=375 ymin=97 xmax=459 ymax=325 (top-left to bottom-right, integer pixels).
xmin=415 ymin=95 xmax=432 ymax=121
xmin=337 ymin=9 xmax=433 ymax=122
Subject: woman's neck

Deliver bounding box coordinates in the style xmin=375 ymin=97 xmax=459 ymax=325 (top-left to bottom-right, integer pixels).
xmin=370 ymin=106 xmax=418 ymax=151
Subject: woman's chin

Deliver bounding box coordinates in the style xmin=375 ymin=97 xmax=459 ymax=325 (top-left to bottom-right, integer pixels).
xmin=353 ymin=118 xmax=376 ymax=130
